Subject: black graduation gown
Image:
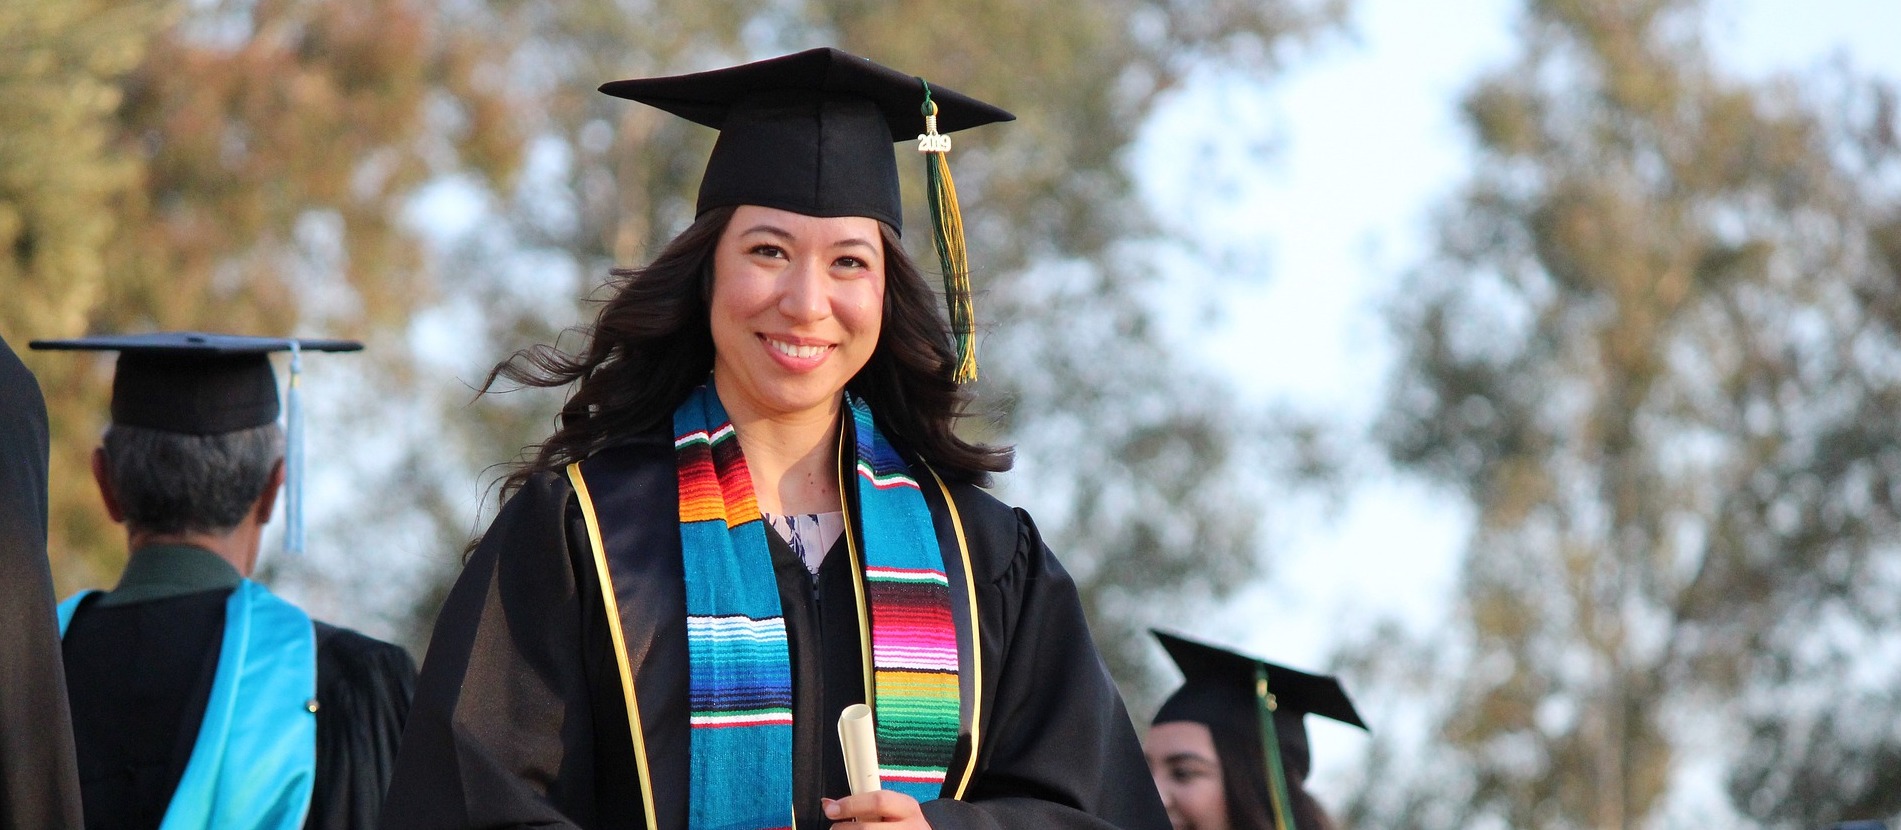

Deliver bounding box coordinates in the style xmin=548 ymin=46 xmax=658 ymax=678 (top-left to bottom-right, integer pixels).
xmin=307 ymin=622 xmax=420 ymax=830
xmin=0 ymin=334 xmax=85 ymax=830
xmin=380 ymin=429 xmax=1169 ymax=830
xmin=62 ymin=584 xmax=418 ymax=830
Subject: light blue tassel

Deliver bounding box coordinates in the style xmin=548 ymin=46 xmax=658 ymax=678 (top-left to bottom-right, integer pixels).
xmin=285 ymin=341 xmax=305 ymax=554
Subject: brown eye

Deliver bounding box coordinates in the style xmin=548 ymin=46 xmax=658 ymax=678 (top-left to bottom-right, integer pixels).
xmin=748 ymin=244 xmax=787 ymax=259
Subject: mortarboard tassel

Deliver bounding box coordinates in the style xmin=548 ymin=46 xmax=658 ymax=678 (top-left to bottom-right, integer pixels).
xmin=918 ymin=81 xmax=977 ymax=383
xmin=285 ymin=340 xmax=306 ymax=554
xmin=1256 ymin=666 xmax=1299 ymax=830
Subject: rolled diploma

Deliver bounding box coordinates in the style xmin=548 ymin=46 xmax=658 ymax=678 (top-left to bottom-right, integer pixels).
xmin=839 ymin=703 xmax=882 ymax=795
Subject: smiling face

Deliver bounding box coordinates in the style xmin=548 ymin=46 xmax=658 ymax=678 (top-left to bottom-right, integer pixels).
xmin=707 ymin=204 xmax=886 ymax=426
xmin=1147 ymin=721 xmax=1231 ymax=830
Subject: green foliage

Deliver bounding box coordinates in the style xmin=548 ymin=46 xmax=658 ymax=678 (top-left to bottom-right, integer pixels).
xmin=1 ymin=0 xmax=169 ymax=588
xmin=0 ymin=0 xmax=154 ymax=336
xmin=1363 ymin=0 xmax=1901 ymax=825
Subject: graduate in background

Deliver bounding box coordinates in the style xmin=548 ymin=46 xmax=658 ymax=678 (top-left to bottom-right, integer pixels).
xmin=1146 ymin=631 xmax=1368 ymax=830
xmin=381 ymin=48 xmax=1168 ymax=830
xmin=32 ymin=332 xmax=417 ymax=830
xmin=0 ymin=334 xmax=83 ymax=830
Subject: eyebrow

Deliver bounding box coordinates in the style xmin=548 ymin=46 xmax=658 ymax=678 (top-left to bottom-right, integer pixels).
xmin=737 ymin=224 xmax=879 ymax=254
xmin=738 ymin=224 xmax=795 ymax=241
xmin=1163 ymin=752 xmax=1217 ymax=767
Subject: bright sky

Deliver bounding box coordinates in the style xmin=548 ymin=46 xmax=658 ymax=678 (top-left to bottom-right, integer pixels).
xmin=1131 ymin=0 xmax=1901 ymax=817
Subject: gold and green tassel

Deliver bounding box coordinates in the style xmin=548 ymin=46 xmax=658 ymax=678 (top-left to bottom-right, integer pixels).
xmin=918 ymin=81 xmax=977 ymax=383
xmin=1257 ymin=667 xmax=1299 ymax=830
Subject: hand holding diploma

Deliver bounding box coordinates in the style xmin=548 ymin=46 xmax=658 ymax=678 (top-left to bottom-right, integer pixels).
xmin=827 ymin=704 xmax=933 ymax=827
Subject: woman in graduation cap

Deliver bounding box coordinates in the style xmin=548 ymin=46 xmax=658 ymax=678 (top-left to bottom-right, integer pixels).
xmin=1144 ymin=631 xmax=1368 ymax=830
xmin=381 ymin=48 xmax=1168 ymax=830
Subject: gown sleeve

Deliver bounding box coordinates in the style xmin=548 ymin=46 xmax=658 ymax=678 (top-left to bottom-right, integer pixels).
xmin=305 ymin=623 xmax=418 ymax=830
xmin=0 ymin=334 xmax=85 ymax=830
xmin=920 ymin=502 xmax=1171 ymax=830
xmin=377 ymin=472 xmax=630 ymax=830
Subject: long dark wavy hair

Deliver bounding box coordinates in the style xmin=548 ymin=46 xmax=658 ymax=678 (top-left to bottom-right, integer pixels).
xmin=486 ymin=205 xmax=1012 ymax=497
xmin=1208 ymin=724 xmax=1334 ymax=830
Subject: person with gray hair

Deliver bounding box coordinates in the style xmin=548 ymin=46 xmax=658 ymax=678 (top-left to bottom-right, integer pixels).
xmin=31 ymin=332 xmax=416 ymax=830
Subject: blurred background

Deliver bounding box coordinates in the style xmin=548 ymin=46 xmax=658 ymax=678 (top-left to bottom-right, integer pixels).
xmin=6 ymin=0 xmax=1899 ymax=826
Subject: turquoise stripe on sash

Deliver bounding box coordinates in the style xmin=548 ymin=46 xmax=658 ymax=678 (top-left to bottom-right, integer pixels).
xmin=58 ymin=581 xmax=318 ymax=829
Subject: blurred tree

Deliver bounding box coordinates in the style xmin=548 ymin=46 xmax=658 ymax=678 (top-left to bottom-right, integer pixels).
xmin=0 ymin=1 xmax=153 ymax=339
xmin=1357 ymin=0 xmax=1901 ymax=825
xmin=0 ymin=0 xmax=165 ymax=582
xmin=399 ymin=0 xmax=1347 ymax=700
xmin=5 ymin=0 xmax=522 ymax=592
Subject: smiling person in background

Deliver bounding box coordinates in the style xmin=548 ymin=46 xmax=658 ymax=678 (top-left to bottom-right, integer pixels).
xmin=380 ymin=48 xmax=1169 ymax=830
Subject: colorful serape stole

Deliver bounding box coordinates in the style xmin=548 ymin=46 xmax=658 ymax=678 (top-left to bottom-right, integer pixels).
xmin=847 ymin=395 xmax=961 ymax=801
xmin=671 ymin=385 xmax=962 ymax=827
xmin=674 ymin=386 xmax=794 ymax=830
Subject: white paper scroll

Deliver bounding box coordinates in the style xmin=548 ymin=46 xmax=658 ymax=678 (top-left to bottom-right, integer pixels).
xmin=838 ymin=703 xmax=882 ymax=795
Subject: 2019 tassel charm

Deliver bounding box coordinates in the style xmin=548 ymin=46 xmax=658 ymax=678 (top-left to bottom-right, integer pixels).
xmin=919 ymin=81 xmax=978 ymax=383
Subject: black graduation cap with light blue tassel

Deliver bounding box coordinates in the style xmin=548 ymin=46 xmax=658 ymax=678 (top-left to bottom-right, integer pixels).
xmin=30 ymin=331 xmax=361 ymax=554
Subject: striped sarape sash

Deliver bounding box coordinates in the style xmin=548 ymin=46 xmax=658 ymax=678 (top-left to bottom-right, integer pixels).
xmin=846 ymin=395 xmax=960 ymax=801
xmin=672 ymin=384 xmax=960 ymax=829
xmin=675 ymin=386 xmax=794 ymax=830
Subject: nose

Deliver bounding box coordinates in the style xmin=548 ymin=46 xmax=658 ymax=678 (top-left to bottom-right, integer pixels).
xmin=776 ymin=255 xmax=830 ymax=323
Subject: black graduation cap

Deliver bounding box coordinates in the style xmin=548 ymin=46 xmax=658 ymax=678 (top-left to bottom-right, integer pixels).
xmin=30 ymin=332 xmax=361 ymax=553
xmin=600 ymin=47 xmax=1013 ymax=382
xmin=1151 ymin=630 xmax=1367 ymax=784
xmin=29 ymin=332 xmax=360 ymax=435
xmin=599 ymin=47 xmax=1013 ymax=231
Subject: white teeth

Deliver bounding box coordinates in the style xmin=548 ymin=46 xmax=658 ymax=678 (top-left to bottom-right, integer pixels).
xmin=769 ymin=339 xmax=828 ymax=359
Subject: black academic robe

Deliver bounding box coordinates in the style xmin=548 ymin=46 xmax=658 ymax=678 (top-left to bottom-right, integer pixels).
xmin=61 ymin=589 xmax=418 ymax=830
xmin=0 ymin=334 xmax=84 ymax=830
xmin=381 ymin=428 xmax=1170 ymax=830
xmin=307 ymin=622 xmax=420 ymax=830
